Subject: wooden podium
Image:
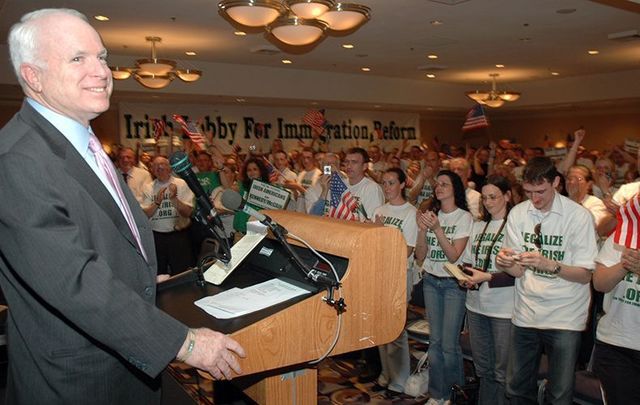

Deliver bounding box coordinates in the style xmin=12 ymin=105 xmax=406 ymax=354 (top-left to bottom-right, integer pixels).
xmin=158 ymin=211 xmax=408 ymax=404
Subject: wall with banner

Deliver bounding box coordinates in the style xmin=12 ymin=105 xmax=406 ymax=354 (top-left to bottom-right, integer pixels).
xmin=118 ymin=103 xmax=420 ymax=154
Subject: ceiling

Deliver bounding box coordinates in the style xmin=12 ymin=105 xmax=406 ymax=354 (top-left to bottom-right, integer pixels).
xmin=0 ymin=0 xmax=639 ymax=112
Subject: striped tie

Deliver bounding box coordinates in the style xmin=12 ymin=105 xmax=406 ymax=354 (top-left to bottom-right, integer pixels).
xmin=88 ymin=135 xmax=147 ymax=261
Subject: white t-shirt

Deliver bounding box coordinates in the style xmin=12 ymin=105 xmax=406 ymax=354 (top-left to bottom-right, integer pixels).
xmin=613 ymin=181 xmax=640 ymax=205
xmin=421 ymin=208 xmax=473 ymax=277
xmin=462 ymin=219 xmax=515 ymax=319
xmin=416 ymin=181 xmax=434 ymax=205
xmin=594 ymin=235 xmax=640 ymax=351
xmin=373 ymin=202 xmax=418 ymax=247
xmin=503 ymin=193 xmax=597 ymax=330
xmin=142 ymin=177 xmax=194 ymax=233
xmin=348 ymin=176 xmax=385 ymax=222
xmin=296 ymin=168 xmax=322 ymax=213
xmin=581 ymin=194 xmax=608 ymax=229
xmin=466 ymin=188 xmax=482 ymax=221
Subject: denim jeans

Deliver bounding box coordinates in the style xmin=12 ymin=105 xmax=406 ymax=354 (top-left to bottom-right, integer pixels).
xmin=423 ymin=274 xmax=467 ymax=400
xmin=378 ymin=271 xmax=413 ymax=392
xmin=506 ymin=325 xmax=581 ymax=405
xmin=467 ymin=310 xmax=512 ymax=405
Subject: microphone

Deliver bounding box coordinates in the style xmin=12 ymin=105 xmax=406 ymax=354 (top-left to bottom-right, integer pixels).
xmin=221 ymin=189 xmax=338 ymax=287
xmin=221 ymin=188 xmax=270 ymax=225
xmin=169 ymin=151 xmax=230 ymax=263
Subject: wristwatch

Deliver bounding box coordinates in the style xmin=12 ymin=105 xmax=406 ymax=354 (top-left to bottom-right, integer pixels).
xmin=550 ymin=262 xmax=562 ymax=275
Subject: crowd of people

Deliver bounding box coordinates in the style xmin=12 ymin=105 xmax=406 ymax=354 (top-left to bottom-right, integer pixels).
xmin=112 ymin=128 xmax=639 ymax=405
xmin=2 ymin=6 xmax=638 ymax=405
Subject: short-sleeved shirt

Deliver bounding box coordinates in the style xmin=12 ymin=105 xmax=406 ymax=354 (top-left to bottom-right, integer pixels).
xmin=503 ymin=192 xmax=597 ymax=330
xmin=373 ymin=202 xmax=418 ymax=248
xmin=421 ymin=208 xmax=473 ymax=277
xmin=142 ymin=177 xmax=194 ymax=233
xmin=462 ymin=219 xmax=514 ymax=319
xmin=594 ymin=235 xmax=640 ymax=351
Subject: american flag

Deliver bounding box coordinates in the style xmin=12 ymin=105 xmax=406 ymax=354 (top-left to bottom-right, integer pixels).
xmin=328 ymin=172 xmax=359 ymax=221
xmin=303 ymin=109 xmax=326 ymax=136
xmin=153 ymin=118 xmax=165 ymax=142
xmin=614 ymin=194 xmax=640 ymax=249
xmin=172 ymin=114 xmax=207 ymax=150
xmin=462 ymin=104 xmax=490 ymax=132
xmin=261 ymin=157 xmax=281 ymax=183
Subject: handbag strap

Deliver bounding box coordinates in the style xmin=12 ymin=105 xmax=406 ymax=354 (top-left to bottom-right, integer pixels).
xmin=413 ymin=351 xmax=429 ymax=374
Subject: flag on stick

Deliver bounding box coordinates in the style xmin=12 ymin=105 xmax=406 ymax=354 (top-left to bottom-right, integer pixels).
xmin=462 ymin=104 xmax=490 ymax=132
xmin=153 ymin=119 xmax=165 ymax=142
xmin=261 ymin=157 xmax=281 ymax=183
xmin=328 ymin=172 xmax=359 ymax=221
xmin=303 ymin=109 xmax=326 ymax=137
xmin=614 ymin=194 xmax=640 ymax=249
xmin=172 ymin=114 xmax=206 ymax=150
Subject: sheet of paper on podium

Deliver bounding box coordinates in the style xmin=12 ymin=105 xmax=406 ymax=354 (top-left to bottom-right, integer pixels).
xmin=204 ymin=221 xmax=268 ymax=285
xmin=194 ymin=278 xmax=312 ymax=319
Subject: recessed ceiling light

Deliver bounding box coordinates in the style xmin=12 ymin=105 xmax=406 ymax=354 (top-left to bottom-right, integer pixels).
xmin=311 ymin=101 xmax=319 ymax=105
xmin=427 ymin=54 xmax=438 ymax=59
xmin=430 ymin=20 xmax=443 ymax=26
xmin=342 ymin=44 xmax=354 ymax=49
xmin=495 ymin=64 xmax=505 ymax=68
xmin=282 ymin=59 xmax=292 ymax=64
xmin=361 ymin=67 xmax=371 ymax=72
xmin=94 ymin=15 xmax=109 ymax=21
xmin=551 ymin=71 xmax=560 ymax=76
xmin=588 ymin=50 xmax=599 ymax=55
xmin=426 ymin=74 xmax=436 ymax=78
xmin=185 ymin=51 xmax=197 ymax=56
xmin=374 ymin=105 xmax=382 ymax=108
xmin=236 ymin=98 xmax=246 ymax=102
xmin=234 ymin=31 xmax=246 ymax=36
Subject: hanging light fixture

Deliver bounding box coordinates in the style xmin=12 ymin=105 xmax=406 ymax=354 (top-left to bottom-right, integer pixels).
xmin=465 ymin=73 xmax=521 ymax=108
xmin=109 ymin=37 xmax=202 ymax=89
xmin=218 ymin=0 xmax=370 ymax=47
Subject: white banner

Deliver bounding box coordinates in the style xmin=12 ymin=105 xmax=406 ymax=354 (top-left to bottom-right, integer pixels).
xmin=118 ymin=102 xmax=420 ymax=154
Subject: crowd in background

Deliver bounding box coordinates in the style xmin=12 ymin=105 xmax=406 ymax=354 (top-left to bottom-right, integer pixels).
xmin=109 ymin=128 xmax=640 ymax=405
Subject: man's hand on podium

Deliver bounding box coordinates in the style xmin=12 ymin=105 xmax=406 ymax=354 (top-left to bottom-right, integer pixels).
xmin=177 ymin=328 xmax=246 ymax=380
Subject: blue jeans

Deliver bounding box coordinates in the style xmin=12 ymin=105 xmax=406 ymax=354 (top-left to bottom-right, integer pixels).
xmin=423 ymin=275 xmax=467 ymax=400
xmin=467 ymin=310 xmax=512 ymax=405
xmin=506 ymin=326 xmax=581 ymax=405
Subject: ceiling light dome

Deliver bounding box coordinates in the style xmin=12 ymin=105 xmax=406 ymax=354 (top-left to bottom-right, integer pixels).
xmin=286 ymin=0 xmax=334 ymax=19
xmin=268 ymin=15 xmax=327 ymax=45
xmin=320 ymin=2 xmax=370 ymax=31
xmin=465 ymin=73 xmax=520 ymax=108
xmin=219 ymin=0 xmax=286 ymax=27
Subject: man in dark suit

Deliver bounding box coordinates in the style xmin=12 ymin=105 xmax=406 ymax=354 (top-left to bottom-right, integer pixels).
xmin=0 ymin=8 xmax=245 ymax=404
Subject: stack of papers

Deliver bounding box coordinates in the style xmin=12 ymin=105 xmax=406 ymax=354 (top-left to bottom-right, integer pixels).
xmin=194 ymin=278 xmax=311 ymax=319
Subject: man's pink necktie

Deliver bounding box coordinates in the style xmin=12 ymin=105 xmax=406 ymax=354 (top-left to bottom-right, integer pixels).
xmin=88 ymin=135 xmax=147 ymax=261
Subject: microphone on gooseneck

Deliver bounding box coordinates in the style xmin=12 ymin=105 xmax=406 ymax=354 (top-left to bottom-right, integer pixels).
xmin=169 ymin=151 xmax=230 ymax=263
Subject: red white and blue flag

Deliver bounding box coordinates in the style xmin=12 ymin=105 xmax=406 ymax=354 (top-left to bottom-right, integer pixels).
xmin=172 ymin=114 xmax=206 ymax=150
xmin=614 ymin=194 xmax=640 ymax=249
xmin=153 ymin=118 xmax=165 ymax=142
xmin=261 ymin=157 xmax=281 ymax=183
xmin=303 ymin=109 xmax=326 ymax=137
xmin=328 ymin=172 xmax=358 ymax=221
xmin=462 ymin=104 xmax=490 ymax=132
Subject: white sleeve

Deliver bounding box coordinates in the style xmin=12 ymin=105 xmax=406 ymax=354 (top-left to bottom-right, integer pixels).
xmin=402 ymin=208 xmax=418 ymax=247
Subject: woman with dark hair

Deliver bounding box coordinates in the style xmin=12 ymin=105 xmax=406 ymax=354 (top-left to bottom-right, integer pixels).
xmin=460 ymin=175 xmax=515 ymax=405
xmin=415 ymin=170 xmax=473 ymax=405
xmin=372 ymin=167 xmax=418 ymax=393
xmin=232 ymin=158 xmax=271 ymax=234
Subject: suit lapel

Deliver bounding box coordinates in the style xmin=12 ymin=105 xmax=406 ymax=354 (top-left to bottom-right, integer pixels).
xmin=18 ymin=103 xmax=148 ymax=262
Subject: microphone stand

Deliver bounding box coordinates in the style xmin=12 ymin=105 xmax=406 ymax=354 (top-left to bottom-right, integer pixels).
xmin=261 ymin=215 xmax=345 ymax=314
xmin=192 ymin=203 xmax=232 ymax=264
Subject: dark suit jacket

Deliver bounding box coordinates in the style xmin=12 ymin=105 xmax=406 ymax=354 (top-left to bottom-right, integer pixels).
xmin=0 ymin=102 xmax=188 ymax=404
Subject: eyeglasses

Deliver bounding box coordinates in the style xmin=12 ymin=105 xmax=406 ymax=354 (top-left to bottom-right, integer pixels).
xmin=481 ymin=194 xmax=501 ymax=201
xmin=533 ymin=223 xmax=542 ymax=249
xmin=566 ymin=176 xmax=585 ymax=182
xmin=436 ymin=182 xmax=452 ymax=188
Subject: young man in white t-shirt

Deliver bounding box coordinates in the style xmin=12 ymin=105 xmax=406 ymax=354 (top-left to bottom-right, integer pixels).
xmin=496 ymin=157 xmax=597 ymax=405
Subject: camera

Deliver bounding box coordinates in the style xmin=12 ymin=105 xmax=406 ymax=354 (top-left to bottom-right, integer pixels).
xmin=323 ymin=165 xmax=332 ymax=175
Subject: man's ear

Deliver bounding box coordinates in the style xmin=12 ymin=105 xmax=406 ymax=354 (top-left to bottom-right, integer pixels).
xmin=552 ymin=175 xmax=561 ymax=189
xmin=20 ymin=63 xmax=43 ymax=93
